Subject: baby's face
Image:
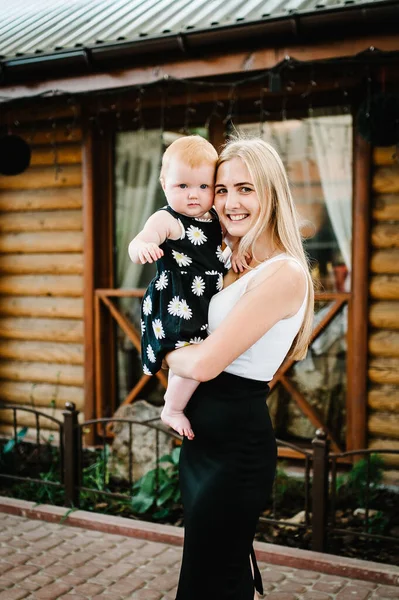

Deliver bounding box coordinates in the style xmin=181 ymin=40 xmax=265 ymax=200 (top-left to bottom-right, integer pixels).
xmin=162 ymin=158 xmax=215 ymax=218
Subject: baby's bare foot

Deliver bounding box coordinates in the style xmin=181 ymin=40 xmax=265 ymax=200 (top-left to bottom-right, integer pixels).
xmin=161 ymin=407 xmax=194 ymax=440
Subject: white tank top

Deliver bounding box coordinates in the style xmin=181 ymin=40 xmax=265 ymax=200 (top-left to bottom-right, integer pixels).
xmin=208 ymin=253 xmax=308 ymax=381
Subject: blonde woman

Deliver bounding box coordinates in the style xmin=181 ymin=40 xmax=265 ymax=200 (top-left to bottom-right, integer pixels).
xmin=166 ymin=137 xmax=314 ymax=600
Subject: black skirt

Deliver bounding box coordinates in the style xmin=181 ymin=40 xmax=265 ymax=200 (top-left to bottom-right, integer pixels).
xmin=176 ymin=371 xmax=277 ymax=600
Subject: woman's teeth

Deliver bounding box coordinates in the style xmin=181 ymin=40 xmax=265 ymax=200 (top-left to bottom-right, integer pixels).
xmin=228 ymin=214 xmax=248 ymax=221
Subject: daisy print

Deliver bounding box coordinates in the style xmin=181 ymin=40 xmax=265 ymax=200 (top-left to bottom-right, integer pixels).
xmin=192 ymin=275 xmax=205 ymax=297
xmin=175 ymin=340 xmax=190 ymax=349
xmin=143 ymin=365 xmax=153 ymax=376
xmin=186 ymin=225 xmax=207 ymax=246
xmin=179 ymin=299 xmax=192 ymax=320
xmin=152 ymin=319 xmax=165 ymax=340
xmin=217 ymin=273 xmax=224 ymax=292
xmin=140 ymin=319 xmax=146 ymax=334
xmin=216 ymin=245 xmax=224 ymax=263
xmin=143 ymin=296 xmax=152 ymax=316
xmin=146 ymin=344 xmax=156 ymax=363
xmin=195 ymin=216 xmax=212 ymax=222
xmin=200 ymin=324 xmax=208 ymax=331
xmin=168 ymin=296 xmax=181 ymax=316
xmin=155 ymin=272 xmax=168 ymax=291
xmin=190 ymin=337 xmax=203 ymax=344
xmin=172 ymin=250 xmax=192 ymax=267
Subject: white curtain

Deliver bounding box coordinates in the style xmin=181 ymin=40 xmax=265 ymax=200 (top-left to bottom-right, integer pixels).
xmin=308 ymin=114 xmax=353 ymax=270
xmin=115 ymin=130 xmax=163 ymax=289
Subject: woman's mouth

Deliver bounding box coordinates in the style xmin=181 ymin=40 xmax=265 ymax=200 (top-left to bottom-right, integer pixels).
xmin=227 ymin=213 xmax=249 ymax=221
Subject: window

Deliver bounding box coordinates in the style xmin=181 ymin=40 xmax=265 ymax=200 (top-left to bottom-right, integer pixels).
xmin=240 ymin=112 xmax=353 ymax=448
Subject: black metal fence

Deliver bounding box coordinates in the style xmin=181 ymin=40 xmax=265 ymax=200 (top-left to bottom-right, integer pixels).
xmin=1 ymin=402 xmax=398 ymax=555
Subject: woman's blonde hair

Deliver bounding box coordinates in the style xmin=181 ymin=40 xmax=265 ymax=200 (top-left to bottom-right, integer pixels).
xmin=217 ymin=137 xmax=314 ymax=360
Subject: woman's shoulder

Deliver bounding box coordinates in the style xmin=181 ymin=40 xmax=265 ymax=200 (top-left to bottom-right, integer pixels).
xmin=247 ymin=256 xmax=307 ymax=312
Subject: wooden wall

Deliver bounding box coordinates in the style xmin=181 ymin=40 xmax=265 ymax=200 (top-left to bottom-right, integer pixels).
xmin=368 ymin=146 xmax=399 ymax=474
xmin=0 ymin=123 xmax=84 ymax=438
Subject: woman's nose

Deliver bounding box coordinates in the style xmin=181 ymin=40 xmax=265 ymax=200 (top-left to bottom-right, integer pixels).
xmin=224 ymin=192 xmax=240 ymax=209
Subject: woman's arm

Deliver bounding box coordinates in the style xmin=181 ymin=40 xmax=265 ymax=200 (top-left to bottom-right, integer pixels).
xmin=166 ymin=261 xmax=306 ymax=381
xmin=128 ymin=211 xmax=181 ymax=264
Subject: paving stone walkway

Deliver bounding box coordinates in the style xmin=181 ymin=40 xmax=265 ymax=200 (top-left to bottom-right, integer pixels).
xmin=0 ymin=513 xmax=398 ymax=600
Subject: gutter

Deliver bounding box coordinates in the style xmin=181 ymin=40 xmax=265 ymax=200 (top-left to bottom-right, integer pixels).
xmin=1 ymin=1 xmax=399 ymax=85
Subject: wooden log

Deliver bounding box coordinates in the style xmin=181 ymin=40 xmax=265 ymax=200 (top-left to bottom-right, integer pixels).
xmin=30 ymin=144 xmax=82 ymax=167
xmin=368 ymin=413 xmax=399 ymax=439
xmin=373 ymin=165 xmax=399 ymax=194
xmin=371 ymin=223 xmax=399 ymax=249
xmin=370 ymin=276 xmax=399 ymax=300
xmin=368 ymin=386 xmax=399 ymax=412
xmin=0 ymin=318 xmax=84 ymax=343
xmin=0 ymin=231 xmax=83 ymax=253
xmin=0 ymin=253 xmax=83 ymax=275
xmin=19 ymin=127 xmax=82 ymax=145
xmin=382 ymin=469 xmax=399 ymax=485
xmin=0 ymin=275 xmax=83 ymax=297
xmin=372 ymin=194 xmax=399 ymax=221
xmin=369 ymin=302 xmax=399 ymax=329
xmin=0 ymin=361 xmax=84 ymax=386
xmin=369 ymin=330 xmax=399 ymax=357
xmin=0 ymin=406 xmax=66 ymax=431
xmin=0 ymin=165 xmax=82 ymax=190
xmin=0 ymin=297 xmax=83 ymax=319
xmin=0 ymin=210 xmax=82 ymax=233
xmin=368 ymin=439 xmax=399 ymax=467
xmin=0 ymin=340 xmax=83 ymax=365
xmin=373 ymin=147 xmax=398 ymax=166
xmin=0 ymin=424 xmax=61 ymax=443
xmin=0 ymin=381 xmax=84 ymax=411
xmin=369 ymin=357 xmax=399 ymax=384
xmin=370 ymin=249 xmax=399 ymax=274
xmin=0 ymin=188 xmax=82 ymax=212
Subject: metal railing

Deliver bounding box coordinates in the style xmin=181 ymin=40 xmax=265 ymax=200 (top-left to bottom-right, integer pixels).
xmin=1 ymin=402 xmax=398 ymax=555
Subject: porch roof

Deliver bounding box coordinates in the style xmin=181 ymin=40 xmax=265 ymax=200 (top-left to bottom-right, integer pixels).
xmin=0 ymin=0 xmax=394 ymax=61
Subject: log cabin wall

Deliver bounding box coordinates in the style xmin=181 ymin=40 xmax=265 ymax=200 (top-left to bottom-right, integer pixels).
xmin=0 ymin=122 xmax=84 ymax=439
xmin=368 ymin=146 xmax=399 ymax=475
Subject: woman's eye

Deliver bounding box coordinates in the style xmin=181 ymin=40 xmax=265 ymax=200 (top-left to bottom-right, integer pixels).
xmin=179 ymin=184 xmax=187 ymax=189
xmin=215 ymin=188 xmax=227 ymax=194
xmin=240 ymin=186 xmax=252 ymax=193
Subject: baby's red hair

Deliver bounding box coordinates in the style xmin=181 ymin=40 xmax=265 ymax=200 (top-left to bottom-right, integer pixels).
xmin=160 ymin=135 xmax=218 ymax=181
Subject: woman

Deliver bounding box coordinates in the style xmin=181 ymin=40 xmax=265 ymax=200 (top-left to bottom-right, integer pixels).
xmin=166 ymin=137 xmax=314 ymax=600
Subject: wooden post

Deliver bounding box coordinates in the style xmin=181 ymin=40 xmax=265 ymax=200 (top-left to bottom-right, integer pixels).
xmin=82 ymin=122 xmax=95 ymax=445
xmin=63 ymin=402 xmax=80 ymax=508
xmin=311 ymin=429 xmax=330 ymax=553
xmin=347 ymin=133 xmax=371 ymax=452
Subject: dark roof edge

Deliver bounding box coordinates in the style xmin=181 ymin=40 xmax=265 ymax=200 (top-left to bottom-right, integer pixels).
xmin=1 ymin=2 xmax=398 ymax=85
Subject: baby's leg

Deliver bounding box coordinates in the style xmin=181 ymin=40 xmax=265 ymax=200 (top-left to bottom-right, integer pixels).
xmin=161 ymin=371 xmax=199 ymax=440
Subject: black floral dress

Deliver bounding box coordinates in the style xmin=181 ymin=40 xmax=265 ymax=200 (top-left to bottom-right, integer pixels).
xmin=141 ymin=205 xmax=228 ymax=375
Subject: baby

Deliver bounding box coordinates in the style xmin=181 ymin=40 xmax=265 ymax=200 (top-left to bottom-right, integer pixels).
xmin=129 ymin=135 xmax=233 ymax=440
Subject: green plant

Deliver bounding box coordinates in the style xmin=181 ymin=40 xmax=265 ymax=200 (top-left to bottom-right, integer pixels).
xmin=132 ymin=446 xmax=181 ymax=519
xmin=367 ymin=510 xmax=389 ymax=535
xmin=336 ymin=453 xmax=384 ymax=507
xmin=1 ymin=427 xmax=28 ymax=454
xmin=272 ymin=464 xmax=307 ymax=514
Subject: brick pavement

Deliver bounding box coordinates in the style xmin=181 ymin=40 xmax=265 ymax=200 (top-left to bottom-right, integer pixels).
xmin=0 ymin=513 xmax=398 ymax=600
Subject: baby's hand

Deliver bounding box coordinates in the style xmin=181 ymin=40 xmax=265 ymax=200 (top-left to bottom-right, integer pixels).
xmin=137 ymin=241 xmax=164 ymax=264
xmin=231 ymin=250 xmax=251 ymax=273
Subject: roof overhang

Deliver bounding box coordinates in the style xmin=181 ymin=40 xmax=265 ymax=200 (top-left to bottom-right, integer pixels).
xmin=1 ymin=2 xmax=399 ymax=103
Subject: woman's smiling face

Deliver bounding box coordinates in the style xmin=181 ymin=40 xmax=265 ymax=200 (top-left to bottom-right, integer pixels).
xmin=214 ymin=157 xmax=261 ymax=237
